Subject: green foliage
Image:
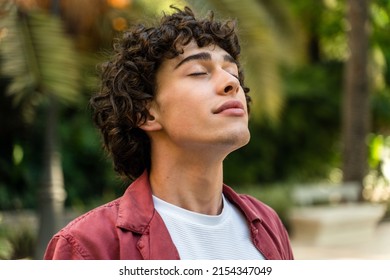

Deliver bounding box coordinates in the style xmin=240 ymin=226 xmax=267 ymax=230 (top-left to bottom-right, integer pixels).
xmin=0 ymin=80 xmax=37 ymax=210
xmin=0 ymin=236 xmax=13 ymax=260
xmin=0 ymin=3 xmax=81 ymax=122
xmin=0 ymin=220 xmax=36 ymax=260
xmin=237 ymin=184 xmax=293 ymax=231
xmin=224 ymin=62 xmax=342 ymax=185
xmin=372 ymin=89 xmax=390 ymax=131
xmin=7 ymin=227 xmax=36 ymax=259
xmin=59 ymin=105 xmax=123 ymax=210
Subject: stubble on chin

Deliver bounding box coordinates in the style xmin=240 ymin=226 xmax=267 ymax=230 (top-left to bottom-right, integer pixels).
xmin=221 ymin=127 xmax=250 ymax=151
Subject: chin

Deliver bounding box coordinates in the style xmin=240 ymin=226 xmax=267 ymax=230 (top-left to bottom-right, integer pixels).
xmin=223 ymin=128 xmax=250 ymax=150
xmin=236 ymin=133 xmax=251 ymax=149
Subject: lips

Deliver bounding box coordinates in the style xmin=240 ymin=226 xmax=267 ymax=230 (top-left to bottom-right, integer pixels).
xmin=214 ymin=100 xmax=245 ymax=114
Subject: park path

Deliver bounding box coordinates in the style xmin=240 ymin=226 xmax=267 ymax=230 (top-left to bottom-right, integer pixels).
xmin=291 ymin=221 xmax=390 ymax=259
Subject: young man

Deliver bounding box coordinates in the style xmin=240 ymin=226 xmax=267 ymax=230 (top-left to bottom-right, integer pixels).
xmin=44 ymin=6 xmax=293 ymax=260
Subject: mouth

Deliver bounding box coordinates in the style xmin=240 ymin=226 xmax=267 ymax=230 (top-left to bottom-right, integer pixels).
xmin=214 ymin=100 xmax=245 ymax=115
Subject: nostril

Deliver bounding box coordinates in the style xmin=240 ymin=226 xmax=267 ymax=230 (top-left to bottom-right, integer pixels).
xmin=224 ymin=85 xmax=233 ymax=93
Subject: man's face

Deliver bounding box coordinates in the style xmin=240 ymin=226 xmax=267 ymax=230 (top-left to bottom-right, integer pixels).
xmin=147 ymin=40 xmax=250 ymax=156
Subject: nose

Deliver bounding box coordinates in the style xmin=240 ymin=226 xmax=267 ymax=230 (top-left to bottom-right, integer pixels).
xmin=217 ymin=70 xmax=240 ymax=96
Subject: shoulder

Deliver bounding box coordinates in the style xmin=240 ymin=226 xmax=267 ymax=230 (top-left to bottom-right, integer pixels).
xmin=61 ymin=198 xmax=122 ymax=236
xmin=44 ymin=198 xmax=122 ymax=260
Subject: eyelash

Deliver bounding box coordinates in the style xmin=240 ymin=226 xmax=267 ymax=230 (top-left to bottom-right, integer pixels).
xmin=231 ymin=74 xmax=239 ymax=80
xmin=189 ymin=72 xmax=207 ymax=76
xmin=189 ymin=72 xmax=239 ymax=80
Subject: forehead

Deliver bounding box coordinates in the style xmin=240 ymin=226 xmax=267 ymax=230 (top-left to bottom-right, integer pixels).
xmin=161 ymin=40 xmax=233 ymax=69
xmin=177 ymin=40 xmax=224 ymax=57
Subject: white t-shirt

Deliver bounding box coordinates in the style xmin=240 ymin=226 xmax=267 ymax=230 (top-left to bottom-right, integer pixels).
xmin=152 ymin=194 xmax=265 ymax=260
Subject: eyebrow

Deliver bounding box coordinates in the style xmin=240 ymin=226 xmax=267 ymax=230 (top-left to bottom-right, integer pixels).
xmin=174 ymin=52 xmax=238 ymax=69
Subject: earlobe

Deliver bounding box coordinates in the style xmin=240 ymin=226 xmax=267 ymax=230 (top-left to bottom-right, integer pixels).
xmin=139 ymin=109 xmax=162 ymax=132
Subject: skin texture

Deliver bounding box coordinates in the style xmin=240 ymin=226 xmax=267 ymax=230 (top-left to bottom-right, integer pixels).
xmin=140 ymin=41 xmax=250 ymax=215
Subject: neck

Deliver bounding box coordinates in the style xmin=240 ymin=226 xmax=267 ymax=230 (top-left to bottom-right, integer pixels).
xmin=149 ymin=149 xmax=225 ymax=215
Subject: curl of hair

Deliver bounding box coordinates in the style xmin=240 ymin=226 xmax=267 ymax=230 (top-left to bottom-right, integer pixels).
xmin=90 ymin=6 xmax=251 ymax=180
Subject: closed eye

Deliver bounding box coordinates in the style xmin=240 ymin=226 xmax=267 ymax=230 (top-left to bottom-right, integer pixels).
xmin=189 ymin=72 xmax=208 ymax=76
xmin=230 ymin=73 xmax=239 ymax=80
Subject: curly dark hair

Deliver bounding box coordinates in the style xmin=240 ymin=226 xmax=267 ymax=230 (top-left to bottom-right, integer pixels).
xmin=90 ymin=6 xmax=251 ymax=180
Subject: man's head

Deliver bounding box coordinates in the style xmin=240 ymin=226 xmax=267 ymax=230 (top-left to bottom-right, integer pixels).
xmin=90 ymin=6 xmax=251 ymax=180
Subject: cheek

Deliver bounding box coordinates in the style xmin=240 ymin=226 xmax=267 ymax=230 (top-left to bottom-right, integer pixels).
xmin=161 ymin=100 xmax=207 ymax=135
xmin=155 ymin=80 xmax=212 ymax=127
xmin=156 ymin=95 xmax=194 ymax=126
xmin=159 ymin=83 xmax=207 ymax=112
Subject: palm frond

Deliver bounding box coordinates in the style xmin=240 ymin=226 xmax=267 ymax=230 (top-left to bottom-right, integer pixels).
xmin=0 ymin=3 xmax=81 ymax=120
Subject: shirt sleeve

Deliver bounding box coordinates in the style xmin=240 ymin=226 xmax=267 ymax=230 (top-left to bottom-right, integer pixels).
xmin=43 ymin=234 xmax=86 ymax=260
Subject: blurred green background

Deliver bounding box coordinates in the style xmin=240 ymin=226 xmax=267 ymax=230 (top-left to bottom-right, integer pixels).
xmin=1 ymin=0 xmax=390 ymax=259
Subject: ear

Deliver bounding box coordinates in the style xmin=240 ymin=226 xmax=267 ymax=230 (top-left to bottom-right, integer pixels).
xmin=139 ymin=104 xmax=162 ymax=132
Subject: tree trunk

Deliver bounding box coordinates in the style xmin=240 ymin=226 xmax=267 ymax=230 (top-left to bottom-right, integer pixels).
xmin=35 ymin=97 xmax=66 ymax=259
xmin=342 ymin=0 xmax=370 ymax=200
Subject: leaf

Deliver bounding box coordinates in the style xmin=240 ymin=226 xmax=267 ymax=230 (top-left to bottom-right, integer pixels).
xmin=0 ymin=3 xmax=81 ymax=120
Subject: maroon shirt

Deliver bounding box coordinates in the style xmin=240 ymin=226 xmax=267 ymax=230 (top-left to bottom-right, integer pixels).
xmin=44 ymin=171 xmax=294 ymax=260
